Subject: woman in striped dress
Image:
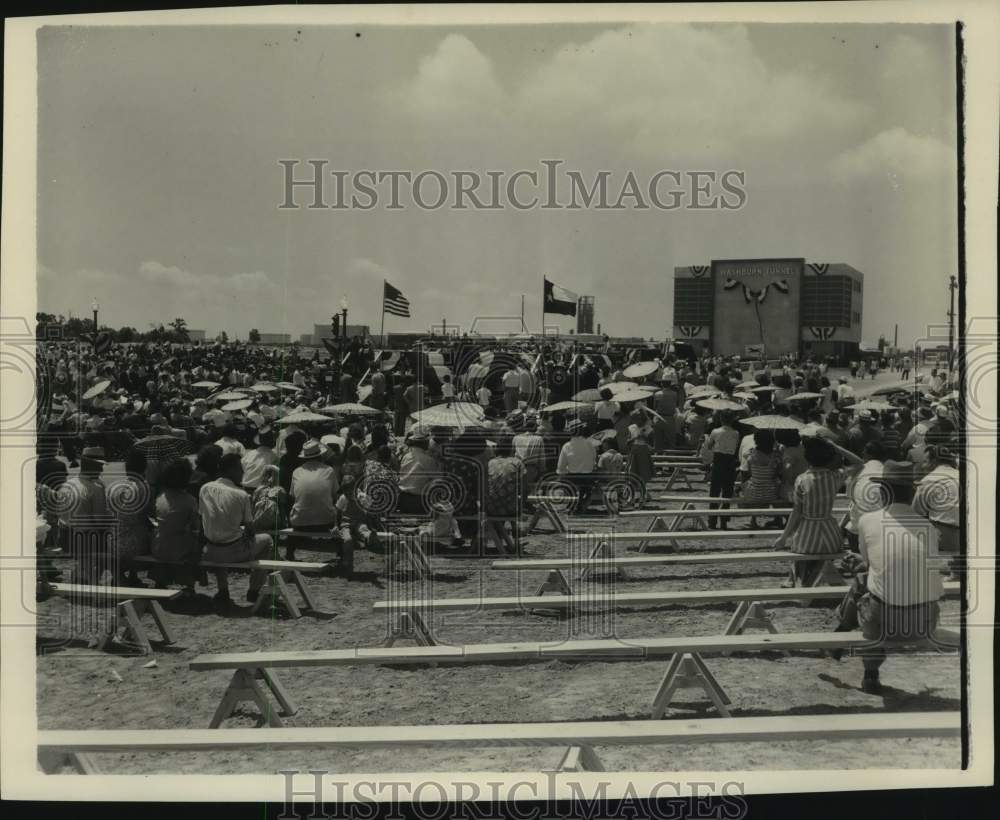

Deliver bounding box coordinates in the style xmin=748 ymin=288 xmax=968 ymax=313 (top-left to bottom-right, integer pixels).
xmin=740 ymin=430 xmax=782 ymax=529
xmin=773 ymin=436 xmax=863 ymax=586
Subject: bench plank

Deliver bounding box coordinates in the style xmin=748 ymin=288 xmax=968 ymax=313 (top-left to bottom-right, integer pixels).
xmin=373 ymin=581 xmax=960 ymax=613
xmin=568 ymin=530 xmax=785 ymax=543
xmin=48 ymin=583 xmax=180 ymax=601
xmin=619 ymin=508 xmax=847 ymax=519
xmin=132 ymin=556 xmax=327 ymax=572
xmin=37 ymin=711 xmax=960 ymax=753
xmin=190 ymin=631 xmax=876 ymax=670
xmin=491 ymin=551 xmax=845 ymax=571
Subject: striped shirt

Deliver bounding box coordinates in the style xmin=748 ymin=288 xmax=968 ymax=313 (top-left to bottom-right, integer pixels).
xmin=789 ymin=467 xmax=846 ymax=554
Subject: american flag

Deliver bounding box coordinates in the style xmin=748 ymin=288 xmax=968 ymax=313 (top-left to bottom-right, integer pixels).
xmin=382 ymin=281 xmax=411 ymax=318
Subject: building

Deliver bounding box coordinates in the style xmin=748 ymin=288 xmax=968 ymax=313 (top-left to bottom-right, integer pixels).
xmin=186 ymin=329 xmax=207 ymax=342
xmin=672 ymin=259 xmax=863 ymax=360
xmin=255 ymin=332 xmax=291 ymax=345
xmin=309 ymin=323 xmax=370 ymax=346
xmin=576 ymin=296 xmax=595 ymax=335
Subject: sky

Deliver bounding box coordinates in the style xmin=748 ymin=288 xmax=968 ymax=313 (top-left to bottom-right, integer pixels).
xmin=37 ymin=22 xmax=958 ymax=346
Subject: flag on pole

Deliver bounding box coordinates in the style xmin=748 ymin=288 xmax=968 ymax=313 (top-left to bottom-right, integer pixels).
xmin=383 ymin=281 xmax=411 ymax=317
xmin=543 ymin=277 xmax=577 ymax=316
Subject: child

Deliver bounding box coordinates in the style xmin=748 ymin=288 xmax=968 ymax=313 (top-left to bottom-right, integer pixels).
xmin=252 ymin=465 xmax=288 ymax=557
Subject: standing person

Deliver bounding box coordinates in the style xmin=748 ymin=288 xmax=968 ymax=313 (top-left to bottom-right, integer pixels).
xmin=369 ymin=368 xmax=387 ymax=411
xmin=900 ymin=354 xmax=912 ymax=381
xmin=199 ymin=453 xmax=273 ymax=606
xmin=652 ymin=379 xmax=679 ymax=451
xmin=595 ymin=388 xmax=620 ymax=432
xmin=740 ymin=430 xmax=783 ymax=529
xmin=626 ymin=428 xmax=655 ymax=506
xmin=831 ymin=461 xmax=944 ymax=692
xmin=773 ymin=437 xmax=863 ymax=586
xmin=704 ymin=411 xmax=740 ymax=530
xmin=502 ymin=367 xmax=520 ymax=413
xmin=836 ymin=377 xmax=855 ymax=406
xmin=394 ymin=378 xmax=411 ymax=437
xmin=476 ymin=380 xmax=492 ymax=410
xmin=106 ymin=447 xmax=154 ymax=586
xmin=518 ymin=365 xmax=534 ymax=408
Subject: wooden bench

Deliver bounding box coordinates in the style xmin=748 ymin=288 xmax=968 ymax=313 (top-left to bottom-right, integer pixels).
xmin=648 ymin=463 xmax=709 ymax=492
xmin=189 ymin=629 xmax=958 ymax=727
xmin=490 ymin=550 xmax=846 ymax=595
xmin=656 ymin=494 xmax=848 ymax=504
xmin=48 ymin=583 xmax=180 ymax=655
xmin=36 ymin=711 xmax=961 ymax=775
xmin=131 ymin=556 xmax=326 ymax=619
xmin=372 ymin=582 xmax=961 ymax=645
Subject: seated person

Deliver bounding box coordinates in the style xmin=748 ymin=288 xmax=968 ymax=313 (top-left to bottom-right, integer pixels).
xmin=199 ymin=453 xmax=273 ymax=606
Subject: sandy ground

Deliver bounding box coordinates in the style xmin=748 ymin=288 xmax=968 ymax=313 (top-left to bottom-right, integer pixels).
xmin=36 ymin=368 xmax=960 ymax=774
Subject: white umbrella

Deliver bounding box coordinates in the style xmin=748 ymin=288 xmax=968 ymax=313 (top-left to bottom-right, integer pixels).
xmin=222 ymin=399 xmax=253 ymax=411
xmin=845 ymin=400 xmax=894 ymax=413
xmin=409 ymin=402 xmax=485 ymax=428
xmin=539 ymin=400 xmax=596 ymax=415
xmin=249 ymin=383 xmax=279 ymax=393
xmin=82 ymin=380 xmax=111 ymax=400
xmin=750 ymin=385 xmax=778 ymax=393
xmin=321 ymin=403 xmax=384 ymax=417
xmin=733 ymin=391 xmax=756 ymax=401
xmin=685 ymin=385 xmax=723 ymax=398
xmin=213 ymin=390 xmax=250 ymax=401
xmin=274 ymin=410 xmax=335 ymax=426
xmin=615 ymin=388 xmax=656 ymax=403
xmin=603 ymin=381 xmax=643 ymax=394
xmin=275 ymin=382 xmax=302 ymax=392
xmin=695 ymin=398 xmax=746 ymax=411
xmin=742 ymin=415 xmax=806 ymax=430
xmin=192 ymin=380 xmax=220 ymax=389
xmin=622 ymin=361 xmax=658 ymax=379
xmin=572 ymin=389 xmax=604 ymax=402
xmin=782 ymin=392 xmax=823 ymax=403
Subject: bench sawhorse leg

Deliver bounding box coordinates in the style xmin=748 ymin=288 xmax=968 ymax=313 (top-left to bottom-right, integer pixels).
xmin=578 ymin=537 xmax=628 ymax=582
xmin=383 ymin=609 xmax=438 ymax=647
xmin=251 ymin=570 xmax=317 ymax=619
xmin=95 ymin=598 xmax=175 ymax=655
xmin=386 ymin=534 xmax=431 ymax=579
xmin=485 ymin=520 xmax=517 ymax=556
xmin=38 ymin=750 xmax=101 ymax=775
xmin=209 ymin=667 xmax=299 ymax=728
xmin=557 ymin=744 xmax=606 ymax=772
xmin=651 ymin=652 xmax=733 ymax=718
xmin=526 ymin=500 xmax=567 ymax=534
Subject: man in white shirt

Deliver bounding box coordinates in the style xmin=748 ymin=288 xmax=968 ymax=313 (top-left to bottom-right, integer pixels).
xmin=913 ymin=440 xmax=960 ymax=578
xmin=241 ymin=429 xmax=278 ymax=491
xmin=502 ymin=368 xmax=520 ymax=413
xmin=844 ymin=441 xmax=885 ymax=548
xmin=216 ymin=424 xmax=246 ymax=458
xmin=836 ymin=377 xmax=855 ymax=404
xmin=199 ymin=454 xmax=272 ymax=604
xmin=512 ymin=417 xmax=546 ymax=489
xmin=831 ymin=461 xmax=943 ymax=693
xmin=477 ymin=383 xmax=492 ymax=408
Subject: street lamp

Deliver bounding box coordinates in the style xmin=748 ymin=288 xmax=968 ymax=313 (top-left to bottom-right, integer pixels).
xmin=91 ymin=298 xmax=100 ymax=330
xmin=340 ymin=295 xmax=349 ymax=339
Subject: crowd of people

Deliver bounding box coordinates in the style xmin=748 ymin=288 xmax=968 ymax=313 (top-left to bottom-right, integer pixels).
xmin=35 ymin=337 xmax=961 ymax=688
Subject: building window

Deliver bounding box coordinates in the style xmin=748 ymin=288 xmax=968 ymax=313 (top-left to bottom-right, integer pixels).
xmin=673 ymin=277 xmax=713 ymax=324
xmin=852 ymin=311 xmax=860 ymax=325
xmin=801 ymin=275 xmax=854 ymax=327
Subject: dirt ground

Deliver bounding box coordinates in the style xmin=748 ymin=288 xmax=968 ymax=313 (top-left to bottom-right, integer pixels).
xmin=36 ymin=470 xmax=962 ymax=776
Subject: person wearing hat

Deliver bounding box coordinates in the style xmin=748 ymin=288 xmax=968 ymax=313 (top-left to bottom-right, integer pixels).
xmin=846 ymin=408 xmax=883 ymax=457
xmin=396 ymin=426 xmax=441 ymax=515
xmin=913 ymin=436 xmax=961 ymax=579
xmin=557 ymin=420 xmax=597 ymax=512
xmin=59 ymin=445 xmax=112 ymax=584
xmin=830 ymin=460 xmax=944 ymax=692
xmin=287 ymin=439 xmax=339 ymax=558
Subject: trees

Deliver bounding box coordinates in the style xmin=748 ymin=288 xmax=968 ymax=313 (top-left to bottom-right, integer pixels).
xmin=248 ymin=328 xmax=261 ymax=344
xmin=216 ymin=331 xmax=229 ymax=344
xmin=169 ymin=317 xmax=189 ymax=342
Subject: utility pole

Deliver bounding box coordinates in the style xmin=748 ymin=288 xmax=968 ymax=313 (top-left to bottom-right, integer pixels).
xmin=91 ymin=298 xmax=99 ymax=331
xmin=947 ymin=275 xmax=958 ymax=372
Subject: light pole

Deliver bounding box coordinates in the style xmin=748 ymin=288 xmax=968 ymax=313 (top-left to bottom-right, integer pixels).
xmin=340 ymin=295 xmax=349 ymax=340
xmin=91 ymin=298 xmax=100 ymax=330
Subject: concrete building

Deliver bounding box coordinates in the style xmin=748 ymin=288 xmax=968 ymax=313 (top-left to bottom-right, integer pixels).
xmin=185 ymin=329 xmax=207 ymax=342
xmin=255 ymin=332 xmax=291 ymax=345
xmin=672 ymin=258 xmax=863 ymax=359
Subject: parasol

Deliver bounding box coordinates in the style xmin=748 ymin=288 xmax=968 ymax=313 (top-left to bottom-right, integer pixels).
xmin=622 ymin=361 xmax=658 ymax=379
xmin=603 ymin=381 xmax=640 ymax=394
xmin=742 ymin=415 xmax=806 ymax=430
xmin=685 ymin=384 xmax=723 ymax=398
xmin=871 ymin=385 xmax=911 ymax=397
xmin=409 ymin=402 xmax=485 ymax=429
xmin=274 ymin=410 xmax=336 ymax=426
xmin=539 ymin=400 xmax=596 ymax=415
xmin=614 ymin=388 xmax=656 ymax=404
xmin=695 ymin=398 xmax=746 ymax=411
xmin=249 ymin=383 xmax=279 ymax=393
xmin=213 ymin=391 xmax=250 ymax=401
xmin=275 ymin=382 xmax=303 ymax=391
xmin=192 ymin=381 xmax=220 ymax=389
xmin=782 ymin=392 xmax=823 ymax=402
xmin=222 ymin=399 xmax=253 ymax=412
xmin=572 ymin=389 xmax=604 ymax=402
xmin=82 ymin=380 xmax=111 ymax=400
xmin=735 ymin=380 xmax=760 ymax=390
xmin=321 ymin=403 xmax=385 ymax=417
xmin=733 ymin=391 xmax=756 ymax=401
xmin=750 ymin=385 xmax=777 ymax=393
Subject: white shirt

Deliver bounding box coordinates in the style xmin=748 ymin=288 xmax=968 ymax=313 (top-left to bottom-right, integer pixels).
xmin=216 ymin=436 xmax=246 ymax=458
xmin=858 ymin=504 xmax=944 ymax=606
xmin=837 ymin=384 xmax=855 ymax=402
xmin=477 ymin=386 xmax=492 ymax=407
xmin=290 ymin=461 xmax=339 ymax=527
xmin=502 ymin=370 xmax=520 ymax=390
xmin=241 ymin=446 xmax=277 ymax=490
xmin=557 ymin=437 xmax=597 ymax=474
xmin=846 ymin=459 xmax=884 ymax=533
xmin=199 ymin=478 xmax=252 ymax=545
xmin=913 ymin=465 xmax=960 ymax=527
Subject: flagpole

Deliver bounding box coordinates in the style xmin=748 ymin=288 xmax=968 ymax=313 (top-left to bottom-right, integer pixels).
xmin=540 ymin=277 xmax=545 ymax=339
xmin=380 ymin=279 xmax=386 ymax=346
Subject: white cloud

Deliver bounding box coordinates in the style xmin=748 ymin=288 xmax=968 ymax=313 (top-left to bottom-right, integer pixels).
xmin=831 ymin=127 xmax=956 ymax=184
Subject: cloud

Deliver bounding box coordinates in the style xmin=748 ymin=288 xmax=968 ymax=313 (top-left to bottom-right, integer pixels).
xmin=831 ymin=128 xmax=956 ymax=185
xmin=139 ymin=260 xmax=201 ymax=289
